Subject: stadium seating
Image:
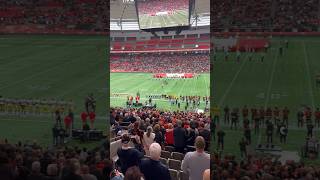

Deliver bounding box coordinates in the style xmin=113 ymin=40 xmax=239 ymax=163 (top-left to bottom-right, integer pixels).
xmin=212 ymin=0 xmax=320 ymax=32
xmin=0 ymin=0 xmax=108 ymax=33
xmin=172 ymin=152 xmax=185 ymax=161
xmin=111 ymin=37 xmax=210 ymax=52
xmin=169 ymin=169 xmax=179 ymax=180
xmin=110 ymin=52 xmax=210 ymax=73
xmin=161 ymin=150 xmax=172 ymax=159
xmin=168 ymin=159 xmax=182 ymax=171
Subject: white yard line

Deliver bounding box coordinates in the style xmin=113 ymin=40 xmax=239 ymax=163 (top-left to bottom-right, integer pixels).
xmin=203 ymin=74 xmax=210 ymax=96
xmin=218 ymin=55 xmax=248 ymax=106
xmin=302 ymin=41 xmax=315 ymax=109
xmin=264 ymin=51 xmax=279 ymax=108
xmin=258 ymin=48 xmax=279 ymax=145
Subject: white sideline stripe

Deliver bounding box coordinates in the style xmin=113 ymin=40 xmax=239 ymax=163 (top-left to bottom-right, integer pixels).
xmin=218 ymin=55 xmax=248 ymax=106
xmin=258 ymin=47 xmax=279 ymax=145
xmin=302 ymin=41 xmax=315 ymax=109
xmin=264 ymin=51 xmax=279 ymax=107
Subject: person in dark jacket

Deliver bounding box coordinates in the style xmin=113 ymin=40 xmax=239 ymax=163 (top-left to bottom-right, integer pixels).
xmin=153 ymin=124 xmax=164 ymax=146
xmin=61 ymin=159 xmax=83 ymax=180
xmin=140 ymin=143 xmax=171 ymax=180
xmin=117 ymin=134 xmax=143 ymax=174
xmin=173 ymin=120 xmax=187 ymax=153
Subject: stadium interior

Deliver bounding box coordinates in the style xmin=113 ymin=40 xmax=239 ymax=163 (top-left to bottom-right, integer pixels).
xmin=1 ymin=0 xmax=320 ymax=180
xmin=110 ymin=0 xmax=210 ymax=180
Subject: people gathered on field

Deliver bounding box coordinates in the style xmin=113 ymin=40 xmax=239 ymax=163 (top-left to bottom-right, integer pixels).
xmin=110 ymin=107 xmax=210 ymax=180
xmin=138 ymin=0 xmax=189 ymax=15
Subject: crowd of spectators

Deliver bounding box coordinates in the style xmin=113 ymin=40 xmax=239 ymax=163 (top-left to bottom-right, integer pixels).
xmin=211 ymin=154 xmax=320 ymax=179
xmin=212 ymin=0 xmax=320 ymax=31
xmin=0 ymin=0 xmax=108 ymax=32
xmin=137 ymin=0 xmax=188 ymax=16
xmin=0 ymin=138 xmax=110 ymax=180
xmin=110 ymin=52 xmax=210 ymax=73
xmin=110 ymin=107 xmax=211 ymax=180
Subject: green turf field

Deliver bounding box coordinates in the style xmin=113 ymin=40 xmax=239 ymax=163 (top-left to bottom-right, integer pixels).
xmin=0 ymin=35 xmax=107 ymax=146
xmin=139 ymin=10 xmax=189 ymax=29
xmin=212 ymin=37 xmax=320 ymax=164
xmin=110 ymin=73 xmax=210 ymax=110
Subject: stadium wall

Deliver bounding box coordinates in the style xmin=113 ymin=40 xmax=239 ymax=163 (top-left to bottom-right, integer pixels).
xmin=212 ymin=32 xmax=320 ymax=37
xmin=0 ymin=25 xmax=108 ymax=35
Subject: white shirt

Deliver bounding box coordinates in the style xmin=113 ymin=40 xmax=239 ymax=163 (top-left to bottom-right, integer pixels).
xmin=182 ymin=151 xmax=210 ymax=180
xmin=143 ymin=132 xmax=155 ymax=148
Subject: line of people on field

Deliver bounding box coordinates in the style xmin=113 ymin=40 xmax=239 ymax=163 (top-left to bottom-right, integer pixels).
xmin=0 ymin=97 xmax=74 ymax=116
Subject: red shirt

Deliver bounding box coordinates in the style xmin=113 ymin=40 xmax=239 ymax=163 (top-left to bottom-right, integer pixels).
xmin=81 ymin=112 xmax=87 ymax=121
xmin=64 ymin=116 xmax=72 ymax=126
xmin=315 ymin=111 xmax=320 ymax=119
xmin=165 ymin=129 xmax=174 ymax=145
xmin=89 ymin=112 xmax=96 ymax=120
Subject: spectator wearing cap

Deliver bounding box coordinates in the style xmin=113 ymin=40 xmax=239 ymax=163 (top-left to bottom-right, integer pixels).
xmin=182 ymin=136 xmax=210 ymax=180
xmin=139 ymin=143 xmax=171 ymax=180
xmin=117 ymin=134 xmax=143 ymax=174
xmin=173 ymin=120 xmax=187 ymax=153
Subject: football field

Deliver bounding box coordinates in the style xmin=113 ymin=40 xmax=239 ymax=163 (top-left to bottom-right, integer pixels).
xmin=213 ymin=37 xmax=320 ymax=164
xmin=110 ymin=73 xmax=210 ymax=111
xmin=139 ymin=10 xmax=189 ymax=29
xmin=0 ymin=35 xmax=107 ymax=146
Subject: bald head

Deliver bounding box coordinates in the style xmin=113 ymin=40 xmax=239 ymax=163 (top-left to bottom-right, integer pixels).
xmin=149 ymin=143 xmax=161 ymax=160
xmin=203 ymin=169 xmax=210 ymax=180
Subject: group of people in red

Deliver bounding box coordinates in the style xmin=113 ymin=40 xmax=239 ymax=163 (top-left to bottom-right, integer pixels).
xmin=81 ymin=111 xmax=96 ymax=129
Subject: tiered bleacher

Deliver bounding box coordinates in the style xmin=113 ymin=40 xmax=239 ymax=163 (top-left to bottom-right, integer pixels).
xmin=0 ymin=0 xmax=108 ymax=34
xmin=110 ymin=52 xmax=209 ymax=73
xmin=0 ymin=139 xmax=110 ymax=180
xmin=110 ymin=107 xmax=211 ymax=180
xmin=212 ymin=0 xmax=320 ymax=32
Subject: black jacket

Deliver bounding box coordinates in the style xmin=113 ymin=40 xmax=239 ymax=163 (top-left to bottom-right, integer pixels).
xmin=173 ymin=127 xmax=186 ymax=148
